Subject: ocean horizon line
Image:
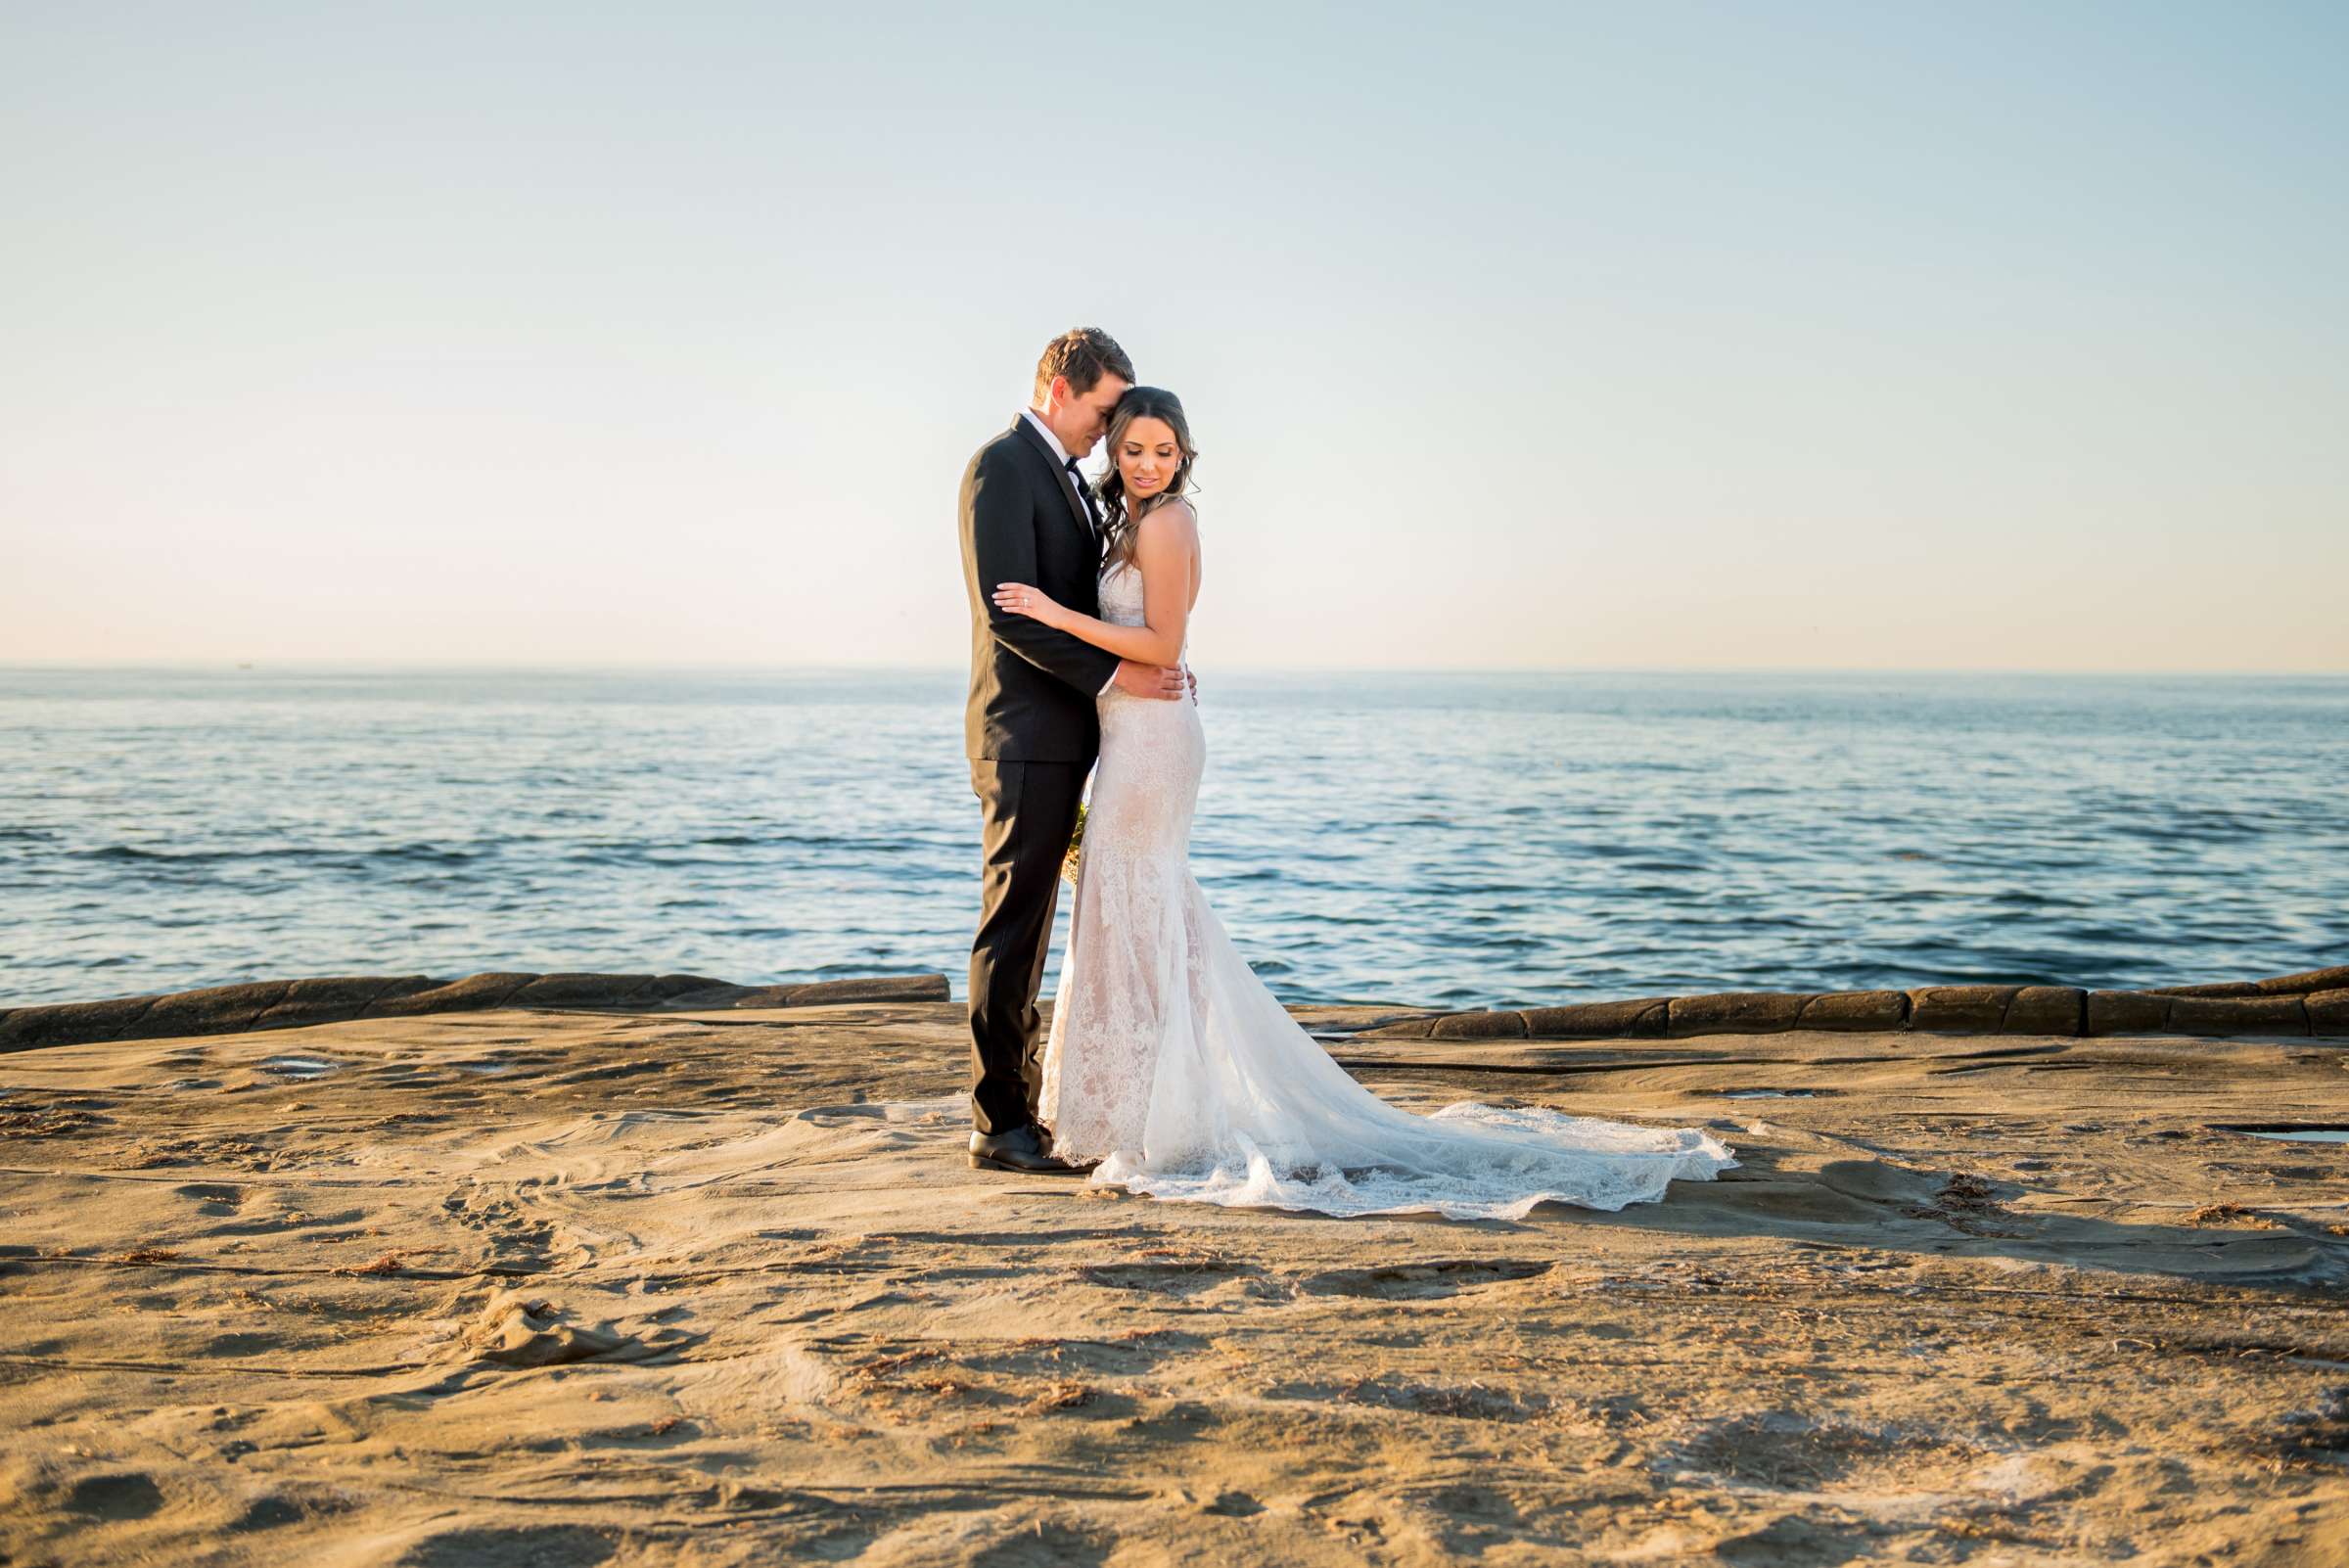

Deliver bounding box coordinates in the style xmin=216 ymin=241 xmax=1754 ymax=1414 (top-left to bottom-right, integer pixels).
xmin=5 ymin=661 xmax=2346 ymax=682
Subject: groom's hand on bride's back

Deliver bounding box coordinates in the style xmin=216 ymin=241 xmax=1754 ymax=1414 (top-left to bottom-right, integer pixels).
xmin=1113 ymin=660 xmax=1189 ymax=702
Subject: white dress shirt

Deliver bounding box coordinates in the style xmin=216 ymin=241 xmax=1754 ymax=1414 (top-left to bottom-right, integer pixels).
xmin=1020 ymin=408 xmax=1098 ymax=534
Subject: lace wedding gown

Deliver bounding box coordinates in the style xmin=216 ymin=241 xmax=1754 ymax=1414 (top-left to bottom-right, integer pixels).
xmin=1036 ymin=557 xmax=1736 ymax=1219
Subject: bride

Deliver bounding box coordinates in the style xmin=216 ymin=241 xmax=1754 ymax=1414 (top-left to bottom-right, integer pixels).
xmin=990 ymin=388 xmax=1734 ymax=1219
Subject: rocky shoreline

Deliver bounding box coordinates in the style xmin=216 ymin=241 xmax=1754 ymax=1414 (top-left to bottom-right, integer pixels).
xmin=0 ymin=972 xmax=951 ymax=1054
xmin=4 ymin=964 xmax=2341 ymax=1056
xmin=1370 ymin=965 xmax=2349 ymax=1042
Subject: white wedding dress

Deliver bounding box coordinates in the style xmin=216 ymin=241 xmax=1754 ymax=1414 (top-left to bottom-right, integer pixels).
xmin=1036 ymin=555 xmax=1735 ymax=1219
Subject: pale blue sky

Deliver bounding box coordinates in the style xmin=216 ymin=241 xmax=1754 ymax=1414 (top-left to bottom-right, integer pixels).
xmin=3 ymin=2 xmax=2343 ymax=671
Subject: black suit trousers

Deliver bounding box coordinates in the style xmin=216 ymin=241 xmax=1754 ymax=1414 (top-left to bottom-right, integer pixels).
xmin=967 ymin=759 xmax=1086 ymax=1136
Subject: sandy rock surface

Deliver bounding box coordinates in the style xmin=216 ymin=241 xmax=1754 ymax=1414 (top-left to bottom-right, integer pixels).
xmin=1 ymin=1001 xmax=2345 ymax=1566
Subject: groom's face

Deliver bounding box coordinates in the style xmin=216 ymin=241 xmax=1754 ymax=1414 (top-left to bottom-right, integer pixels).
xmin=1047 ymin=374 xmax=1129 ymax=460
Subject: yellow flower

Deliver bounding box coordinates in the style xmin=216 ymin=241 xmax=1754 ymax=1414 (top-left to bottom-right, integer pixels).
xmin=1062 ymin=802 xmax=1086 ymax=886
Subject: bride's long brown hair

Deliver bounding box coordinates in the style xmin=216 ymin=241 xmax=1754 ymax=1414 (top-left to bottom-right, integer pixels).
xmin=1093 ymin=387 xmax=1197 ymax=572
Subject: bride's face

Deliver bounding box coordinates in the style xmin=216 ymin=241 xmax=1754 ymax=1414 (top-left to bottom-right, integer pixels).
xmin=1114 ymin=417 xmax=1183 ymax=500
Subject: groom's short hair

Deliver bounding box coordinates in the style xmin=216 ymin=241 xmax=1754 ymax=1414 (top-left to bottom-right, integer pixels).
xmin=1034 ymin=328 xmax=1134 ymax=400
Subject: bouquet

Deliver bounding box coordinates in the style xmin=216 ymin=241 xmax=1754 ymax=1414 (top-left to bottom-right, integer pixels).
xmin=1062 ymin=802 xmax=1086 ymax=885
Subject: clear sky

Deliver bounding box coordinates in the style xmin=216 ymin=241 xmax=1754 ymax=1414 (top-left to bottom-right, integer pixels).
xmin=3 ymin=2 xmax=2343 ymax=672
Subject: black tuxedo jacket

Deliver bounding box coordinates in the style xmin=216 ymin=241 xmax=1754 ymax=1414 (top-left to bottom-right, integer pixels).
xmin=960 ymin=416 xmax=1122 ymax=761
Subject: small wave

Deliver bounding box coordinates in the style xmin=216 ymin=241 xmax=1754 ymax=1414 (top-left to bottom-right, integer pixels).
xmin=385 ymin=844 xmax=488 ymax=863
xmin=80 ymin=845 xmax=244 ymax=863
xmin=2124 ymin=821 xmax=2266 ymax=846
xmin=80 ymin=842 xmax=485 ymax=865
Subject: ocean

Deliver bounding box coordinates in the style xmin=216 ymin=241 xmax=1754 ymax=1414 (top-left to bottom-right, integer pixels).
xmin=3 ymin=668 xmax=2342 ymax=1010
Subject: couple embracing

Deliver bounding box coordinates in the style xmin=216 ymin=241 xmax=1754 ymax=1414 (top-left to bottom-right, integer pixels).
xmin=958 ymin=328 xmax=1733 ymax=1219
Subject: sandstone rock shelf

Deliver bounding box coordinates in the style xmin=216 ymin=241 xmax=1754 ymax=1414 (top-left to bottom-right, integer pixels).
xmin=1 ymin=997 xmax=2342 ymax=1563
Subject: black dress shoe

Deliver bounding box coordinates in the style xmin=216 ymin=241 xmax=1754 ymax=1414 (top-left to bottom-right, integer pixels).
xmin=969 ymin=1123 xmax=1089 ymax=1176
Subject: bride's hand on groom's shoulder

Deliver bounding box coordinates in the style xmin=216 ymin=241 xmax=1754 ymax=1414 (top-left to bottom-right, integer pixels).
xmin=991 ymin=582 xmax=1066 ymax=629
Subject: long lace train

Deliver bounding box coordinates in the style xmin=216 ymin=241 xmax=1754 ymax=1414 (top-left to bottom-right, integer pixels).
xmin=1060 ymin=866 xmax=1733 ymax=1219
xmin=1035 ymin=558 xmax=1734 ymax=1219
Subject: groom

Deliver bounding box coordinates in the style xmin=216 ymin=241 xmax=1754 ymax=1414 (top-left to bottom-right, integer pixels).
xmin=960 ymin=327 xmax=1187 ymax=1174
